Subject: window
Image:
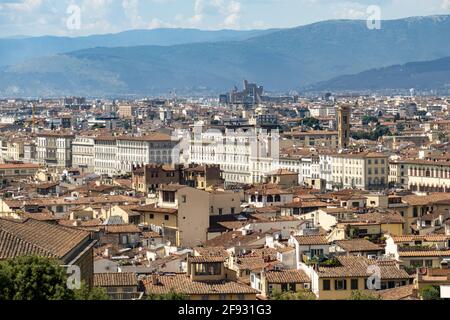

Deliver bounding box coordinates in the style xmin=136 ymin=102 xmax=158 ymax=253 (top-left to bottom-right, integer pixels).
xmin=162 ymin=191 xmax=175 ymax=203
xmin=413 ymin=207 xmax=418 ymax=217
xmin=164 ymin=215 xmax=169 ymax=221
xmin=182 ymin=195 xmax=187 ymax=203
xmin=195 ymin=262 xmax=221 ymax=276
xmin=268 ymin=284 xmax=273 ymax=295
xmin=218 ymin=208 xmax=223 ymax=215
xmin=219 ymin=294 xmax=227 ymax=300
xmin=311 ymin=249 xmax=324 ymax=257
xmin=351 ymin=279 xmax=359 ymax=290
xmin=335 ymin=279 xmax=347 ymax=291
xmin=231 ymin=208 xmax=235 ymax=215
xmin=410 ymin=260 xmax=423 ymax=268
xmin=323 ymin=280 xmax=331 ymax=291
xmin=107 ymin=287 xmax=118 ymax=293
xmin=150 ymin=214 xmax=154 ymax=219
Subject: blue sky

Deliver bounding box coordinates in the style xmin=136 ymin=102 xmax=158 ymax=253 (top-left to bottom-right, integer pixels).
xmin=0 ymin=0 xmax=449 ymax=37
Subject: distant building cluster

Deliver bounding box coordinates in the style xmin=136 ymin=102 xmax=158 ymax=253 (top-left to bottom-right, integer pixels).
xmin=1 ymin=90 xmax=450 ymax=300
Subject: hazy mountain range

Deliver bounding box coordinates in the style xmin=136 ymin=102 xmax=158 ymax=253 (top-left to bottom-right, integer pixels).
xmin=1 ymin=15 xmax=450 ymax=97
xmin=0 ymin=28 xmax=277 ymax=68
xmin=309 ymin=56 xmax=450 ymax=92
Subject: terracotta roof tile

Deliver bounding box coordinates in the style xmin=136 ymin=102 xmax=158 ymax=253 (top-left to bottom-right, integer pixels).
xmin=143 ymin=274 xmax=259 ymax=295
xmin=103 ymin=224 xmax=141 ymax=234
xmin=264 ymin=270 xmax=310 ymax=284
xmin=318 ymin=256 xmax=410 ymax=279
xmin=93 ymin=273 xmax=138 ymax=287
xmin=335 ymin=239 xmax=382 ymax=252
xmin=188 ymin=256 xmax=226 ymax=263
xmin=0 ymin=218 xmax=90 ymax=260
xmin=294 ymin=235 xmax=329 ymax=245
xmin=398 ymin=250 xmax=450 ymax=257
xmin=378 ymin=284 xmax=418 ymax=300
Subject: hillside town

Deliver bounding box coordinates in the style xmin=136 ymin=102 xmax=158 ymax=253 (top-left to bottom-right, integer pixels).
xmin=1 ymin=90 xmax=450 ymax=300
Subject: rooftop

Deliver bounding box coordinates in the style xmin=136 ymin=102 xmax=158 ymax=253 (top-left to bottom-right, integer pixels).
xmin=93 ymin=272 xmax=138 ymax=287
xmin=0 ymin=218 xmax=90 ymax=260
xmin=142 ymin=274 xmax=259 ymax=295
xmin=264 ymin=269 xmax=310 ymax=284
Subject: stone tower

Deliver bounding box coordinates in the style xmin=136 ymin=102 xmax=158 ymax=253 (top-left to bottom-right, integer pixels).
xmin=337 ymin=104 xmax=351 ymax=150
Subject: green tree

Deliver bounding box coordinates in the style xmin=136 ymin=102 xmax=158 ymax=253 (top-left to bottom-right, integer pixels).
xmin=349 ymin=291 xmax=382 ymax=300
xmin=302 ymin=117 xmax=320 ymax=130
xmin=146 ymin=289 xmax=189 ymax=300
xmin=362 ymin=116 xmax=379 ymax=125
xmin=271 ymin=289 xmax=316 ymax=300
xmin=415 ymin=110 xmax=427 ymax=117
xmin=73 ymin=282 xmax=110 ymax=300
xmin=345 ymin=225 xmax=359 ymax=239
xmin=396 ymin=123 xmax=405 ymax=133
xmin=352 ymin=125 xmax=391 ymax=141
xmin=420 ymin=285 xmax=442 ymax=300
xmin=0 ymin=255 xmax=74 ymax=300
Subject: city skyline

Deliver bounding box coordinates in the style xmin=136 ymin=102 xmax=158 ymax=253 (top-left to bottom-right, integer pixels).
xmin=0 ymin=0 xmax=449 ymax=37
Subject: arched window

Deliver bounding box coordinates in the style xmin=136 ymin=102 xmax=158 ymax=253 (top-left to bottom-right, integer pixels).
xmin=426 ymin=169 xmax=431 ymax=177
xmin=267 ymin=195 xmax=274 ymax=203
xmin=251 ymin=195 xmax=256 ymax=202
xmin=275 ymin=195 xmax=281 ymax=202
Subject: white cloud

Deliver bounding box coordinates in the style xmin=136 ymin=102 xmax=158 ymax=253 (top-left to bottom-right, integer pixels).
xmin=189 ymin=0 xmax=242 ymax=28
xmin=122 ymin=0 xmax=145 ymax=28
xmin=2 ymin=0 xmax=42 ymax=12
xmin=223 ymin=0 xmax=241 ymax=27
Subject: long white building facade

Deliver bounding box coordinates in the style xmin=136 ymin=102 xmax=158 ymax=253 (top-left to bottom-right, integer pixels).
xmin=189 ymin=125 xmax=279 ymax=185
xmin=94 ymin=133 xmax=177 ymax=176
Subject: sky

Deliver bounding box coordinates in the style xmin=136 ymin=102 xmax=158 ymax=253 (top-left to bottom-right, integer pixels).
xmin=0 ymin=0 xmax=449 ymax=37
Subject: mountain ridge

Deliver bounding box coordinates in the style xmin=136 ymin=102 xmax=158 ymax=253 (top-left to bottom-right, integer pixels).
xmin=1 ymin=15 xmax=450 ymax=97
xmin=307 ymin=56 xmax=450 ymax=92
